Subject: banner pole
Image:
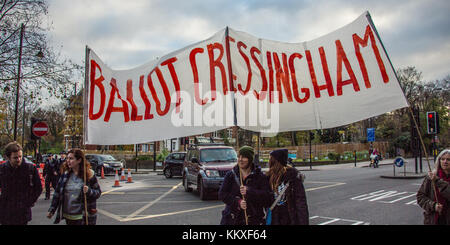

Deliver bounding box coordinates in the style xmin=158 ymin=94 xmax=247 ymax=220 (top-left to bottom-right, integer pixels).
xmin=225 ymin=27 xmax=241 ymax=149
xmin=407 ymin=106 xmax=439 ymax=203
xmin=239 ymin=166 xmax=249 ymax=225
xmin=365 ymin=12 xmax=400 ymax=84
xmin=407 ymin=106 xmax=432 ymax=172
xmin=367 ymin=12 xmax=439 ymax=202
xmin=83 ymin=46 xmax=90 ymax=146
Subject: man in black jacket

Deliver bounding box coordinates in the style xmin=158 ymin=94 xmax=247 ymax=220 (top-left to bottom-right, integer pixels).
xmin=0 ymin=142 xmax=42 ymax=225
xmin=44 ymin=154 xmax=59 ymax=200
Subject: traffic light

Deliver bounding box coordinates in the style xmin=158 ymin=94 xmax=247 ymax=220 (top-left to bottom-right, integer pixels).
xmin=426 ymin=111 xmax=439 ymax=134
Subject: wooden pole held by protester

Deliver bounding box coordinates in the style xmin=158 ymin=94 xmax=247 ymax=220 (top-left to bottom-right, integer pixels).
xmin=83 ymin=158 xmax=89 ymax=225
xmin=239 ymin=166 xmax=249 ymax=225
xmin=408 ymin=106 xmax=439 ymax=202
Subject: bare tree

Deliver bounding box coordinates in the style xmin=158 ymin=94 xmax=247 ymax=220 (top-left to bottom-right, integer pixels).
xmin=0 ymin=0 xmax=81 ymax=99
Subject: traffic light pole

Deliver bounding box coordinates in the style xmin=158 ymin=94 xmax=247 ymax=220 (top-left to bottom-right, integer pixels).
xmin=408 ymin=106 xmax=438 ymax=202
xmin=309 ymin=131 xmax=312 ymax=170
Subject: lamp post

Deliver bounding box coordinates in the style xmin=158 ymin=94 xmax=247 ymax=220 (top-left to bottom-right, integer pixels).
xmin=13 ymin=23 xmax=44 ymax=142
xmin=13 ymin=23 xmax=25 ymax=141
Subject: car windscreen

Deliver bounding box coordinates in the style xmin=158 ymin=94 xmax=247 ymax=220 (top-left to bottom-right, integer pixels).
xmin=200 ymin=149 xmax=237 ymax=162
xmin=99 ymin=155 xmax=117 ymax=161
xmin=172 ymin=153 xmax=186 ymax=160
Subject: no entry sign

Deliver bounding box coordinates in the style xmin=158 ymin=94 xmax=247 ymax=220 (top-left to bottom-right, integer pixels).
xmin=32 ymin=121 xmax=48 ymax=137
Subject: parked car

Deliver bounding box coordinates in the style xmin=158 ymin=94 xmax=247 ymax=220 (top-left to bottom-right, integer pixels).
xmin=163 ymin=152 xmax=186 ymax=178
xmin=25 ymin=156 xmax=35 ymax=165
xmin=183 ymin=144 xmax=237 ymax=200
xmin=85 ymin=154 xmax=124 ymax=176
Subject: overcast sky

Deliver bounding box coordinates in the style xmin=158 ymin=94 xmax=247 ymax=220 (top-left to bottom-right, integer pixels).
xmin=47 ymin=0 xmax=449 ymax=83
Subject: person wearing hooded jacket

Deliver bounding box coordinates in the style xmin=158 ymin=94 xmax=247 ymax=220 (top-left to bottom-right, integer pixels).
xmin=47 ymin=148 xmax=101 ymax=225
xmin=267 ymin=149 xmax=309 ymax=225
xmin=417 ymin=149 xmax=450 ymax=225
xmin=219 ymin=146 xmax=272 ymax=225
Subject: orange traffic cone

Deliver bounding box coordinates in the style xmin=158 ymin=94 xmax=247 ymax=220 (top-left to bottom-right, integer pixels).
xmin=39 ymin=170 xmax=45 ymax=189
xmin=101 ymin=166 xmax=105 ymax=179
xmin=112 ymin=170 xmax=121 ymax=187
xmin=126 ymin=169 xmax=134 ymax=183
xmin=120 ymin=168 xmax=126 ymax=181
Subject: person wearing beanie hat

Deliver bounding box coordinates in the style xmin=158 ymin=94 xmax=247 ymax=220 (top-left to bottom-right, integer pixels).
xmin=239 ymin=146 xmax=254 ymax=167
xmin=266 ymin=149 xmax=309 ymax=225
xmin=270 ymin=149 xmax=289 ymax=166
xmin=219 ymin=146 xmax=272 ymax=225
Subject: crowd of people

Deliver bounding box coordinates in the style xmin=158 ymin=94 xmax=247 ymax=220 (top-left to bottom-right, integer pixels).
xmin=0 ymin=140 xmax=448 ymax=225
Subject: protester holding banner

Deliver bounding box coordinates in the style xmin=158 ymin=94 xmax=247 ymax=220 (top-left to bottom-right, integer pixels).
xmin=219 ymin=146 xmax=272 ymax=225
xmin=266 ymin=149 xmax=309 ymax=225
xmin=416 ymin=149 xmax=450 ymax=225
xmin=47 ymin=149 xmax=101 ymax=225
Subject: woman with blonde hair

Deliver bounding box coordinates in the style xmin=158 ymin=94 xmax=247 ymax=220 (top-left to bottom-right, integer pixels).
xmin=417 ymin=149 xmax=450 ymax=225
xmin=266 ymin=149 xmax=309 ymax=225
xmin=47 ymin=148 xmax=101 ymax=225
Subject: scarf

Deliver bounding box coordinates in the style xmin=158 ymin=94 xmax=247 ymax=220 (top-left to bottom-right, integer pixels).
xmin=434 ymin=168 xmax=450 ymax=224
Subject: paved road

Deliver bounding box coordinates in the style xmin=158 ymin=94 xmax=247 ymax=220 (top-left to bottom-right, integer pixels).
xmin=29 ymin=158 xmax=431 ymax=225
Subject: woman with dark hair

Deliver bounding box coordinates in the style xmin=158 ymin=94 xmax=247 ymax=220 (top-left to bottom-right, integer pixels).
xmin=219 ymin=146 xmax=272 ymax=225
xmin=47 ymin=148 xmax=101 ymax=225
xmin=417 ymin=149 xmax=450 ymax=225
xmin=266 ymin=149 xmax=309 ymax=225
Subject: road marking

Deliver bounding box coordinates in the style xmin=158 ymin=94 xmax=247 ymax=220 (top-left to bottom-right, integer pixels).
xmin=102 ymin=192 xmax=171 ymax=195
xmin=405 ymin=200 xmax=418 ymax=205
xmin=98 ymin=179 xmax=346 ymax=223
xmin=311 ymin=216 xmax=369 ymax=225
xmin=351 ymin=189 xmax=418 ymax=205
xmin=122 ymin=204 xmax=225 ymax=222
xmin=124 ymin=182 xmax=182 ymax=220
xmin=98 ymin=200 xmax=206 ymax=204
xmin=318 ymin=218 xmax=340 ymax=225
xmin=369 ymin=191 xmax=407 ymax=202
xmin=306 ymin=182 xmax=346 ymax=192
xmin=97 ymin=208 xmax=125 ymax=222
xmin=379 ymin=193 xmax=416 ymax=203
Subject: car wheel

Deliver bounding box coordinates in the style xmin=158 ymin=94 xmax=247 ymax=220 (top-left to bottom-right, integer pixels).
xmin=164 ymin=168 xmax=173 ymax=179
xmin=183 ymin=173 xmax=192 ymax=192
xmin=198 ymin=177 xmax=208 ymax=200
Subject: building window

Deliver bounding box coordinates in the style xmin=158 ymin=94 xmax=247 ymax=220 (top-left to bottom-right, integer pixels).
xmin=227 ymin=128 xmax=233 ymax=138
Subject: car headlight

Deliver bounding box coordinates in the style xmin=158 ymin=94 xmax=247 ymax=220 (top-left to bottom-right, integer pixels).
xmin=205 ymin=170 xmax=220 ymax=178
xmin=103 ymin=164 xmax=110 ymax=168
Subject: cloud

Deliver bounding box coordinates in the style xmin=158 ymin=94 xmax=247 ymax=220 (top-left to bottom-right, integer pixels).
xmin=47 ymin=0 xmax=450 ymax=81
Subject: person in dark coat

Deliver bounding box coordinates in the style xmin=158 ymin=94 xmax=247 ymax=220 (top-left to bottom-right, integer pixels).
xmin=47 ymin=148 xmax=101 ymax=225
xmin=219 ymin=146 xmax=272 ymax=225
xmin=44 ymin=154 xmax=59 ymax=200
xmin=417 ymin=149 xmax=450 ymax=225
xmin=0 ymin=142 xmax=42 ymax=225
xmin=266 ymin=149 xmax=309 ymax=225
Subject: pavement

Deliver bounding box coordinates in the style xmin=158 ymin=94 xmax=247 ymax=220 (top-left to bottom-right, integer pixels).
xmin=127 ymin=157 xmax=431 ymax=179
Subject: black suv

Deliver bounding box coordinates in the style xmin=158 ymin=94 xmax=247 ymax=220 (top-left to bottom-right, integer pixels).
xmin=85 ymin=154 xmax=124 ymax=176
xmin=163 ymin=152 xmax=186 ymax=178
xmin=183 ymin=144 xmax=237 ymax=200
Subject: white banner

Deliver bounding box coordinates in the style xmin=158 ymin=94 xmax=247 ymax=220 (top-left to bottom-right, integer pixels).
xmin=84 ymin=11 xmax=408 ymax=145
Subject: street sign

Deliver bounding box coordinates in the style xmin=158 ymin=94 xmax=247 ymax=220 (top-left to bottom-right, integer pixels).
xmin=394 ymin=157 xmax=405 ymax=167
xmin=32 ymin=121 xmax=49 ymax=137
xmin=367 ymin=128 xmax=375 ymax=142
